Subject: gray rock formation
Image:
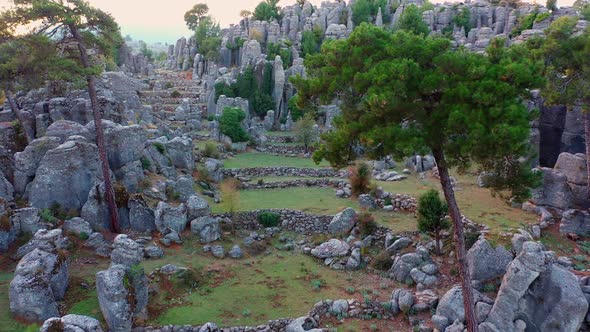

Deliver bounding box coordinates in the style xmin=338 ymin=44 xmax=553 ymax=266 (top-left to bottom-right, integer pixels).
xmin=467 ymin=239 xmax=513 ymax=282
xmin=40 ymin=315 xmax=103 ymax=332
xmin=154 ymin=201 xmax=187 ymax=233
xmin=128 ymin=195 xmax=156 ymax=232
xmin=310 ymin=239 xmax=350 ymax=258
xmin=389 ymin=246 xmax=432 ymax=284
xmin=29 ymin=137 xmax=104 ymax=211
xmin=190 ymin=216 xmax=221 ymax=243
xmin=63 ymin=217 xmax=93 ymax=237
xmin=96 ymin=264 xmax=148 ymax=332
xmin=531 ymin=167 xmax=574 ymax=210
xmin=9 ymin=248 xmax=68 ymax=322
xmin=110 ymin=234 xmax=144 ymax=267
xmin=327 ymin=207 xmax=357 ymax=235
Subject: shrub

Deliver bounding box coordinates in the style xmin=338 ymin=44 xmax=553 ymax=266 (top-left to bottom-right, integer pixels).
xmin=78 ymin=232 xmax=90 ymax=241
xmin=164 ymin=82 xmax=174 ymax=89
xmin=219 ymin=107 xmax=249 ymax=143
xmin=370 ymin=250 xmax=393 ymax=271
xmin=511 ymin=12 xmax=538 ymax=37
xmin=196 ymin=165 xmax=210 ymax=182
xmin=310 ymin=279 xmax=326 ymax=291
xmin=140 ymin=156 xmax=151 ymax=170
xmin=207 ymin=114 xmax=216 ymax=121
xmin=176 ymin=268 xmax=206 ymax=289
xmin=258 ymin=211 xmax=280 ymax=228
xmin=152 ymin=142 xmax=166 ymax=154
xmin=40 ymin=208 xmax=59 ymax=224
xmin=203 ymin=142 xmax=220 ymax=159
xmin=358 ymin=212 xmax=378 ymax=237
xmin=346 ymin=286 xmax=356 ymax=294
xmin=535 ymin=12 xmax=551 ymax=22
xmin=349 ymin=162 xmax=372 ymax=196
xmin=170 ymin=90 xmax=181 ymax=98
xmin=253 ymin=0 xmax=281 ymax=21
xmin=417 ymin=190 xmax=450 ymax=255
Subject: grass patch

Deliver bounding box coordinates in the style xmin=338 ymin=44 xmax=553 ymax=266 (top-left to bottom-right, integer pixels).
xmin=224 ymin=153 xmax=330 ymax=169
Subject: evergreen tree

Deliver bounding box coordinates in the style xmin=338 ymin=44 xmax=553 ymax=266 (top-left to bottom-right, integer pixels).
xmin=293 ymin=24 xmax=543 ymax=331
xmin=253 ymin=0 xmax=281 ymax=21
xmin=417 ymin=190 xmax=449 ymax=255
xmin=294 ymin=113 xmax=318 ymax=152
xmin=184 ymin=3 xmax=209 ymax=31
xmin=3 ymin=0 xmax=124 ymax=233
xmin=541 ymin=17 xmax=590 ymax=199
xmin=395 ymin=4 xmax=430 ymax=35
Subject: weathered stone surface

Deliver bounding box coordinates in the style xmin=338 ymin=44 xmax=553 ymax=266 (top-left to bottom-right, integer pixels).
xmin=16 ymin=229 xmax=71 ymax=259
xmin=0 ymin=168 xmax=14 ymax=202
xmin=96 ymin=264 xmax=148 ymax=332
xmin=530 ymin=167 xmax=573 ymax=210
xmin=81 ymin=182 xmax=129 ymax=231
xmin=166 ymin=137 xmax=194 ymax=171
xmin=391 ymin=288 xmax=414 ymax=314
xmin=389 ymin=247 xmax=432 ymax=283
xmin=63 ymin=217 xmax=93 ymax=237
xmin=229 ymin=244 xmax=244 ymax=259
xmin=40 ymin=315 xmax=103 ymax=332
xmin=467 ymin=239 xmax=513 ymax=282
xmin=386 ymin=236 xmax=412 ymax=254
xmin=327 ymin=207 xmax=357 ymax=235
xmin=10 ymin=207 xmax=44 ymax=235
xmin=9 ymin=248 xmax=68 ymax=322
xmin=560 ymin=209 xmax=590 ymax=236
xmin=345 ymin=248 xmax=361 ymax=270
xmin=204 ymin=158 xmax=224 ymax=182
xmin=311 ymin=239 xmax=350 ymax=259
xmin=29 ymin=138 xmax=104 ymax=211
xmin=84 ymin=232 xmax=112 ymax=257
xmin=154 ymin=202 xmax=187 ymax=233
xmin=554 ymin=152 xmax=587 ymax=185
xmin=436 ymin=286 xmax=492 ymax=324
xmin=128 ymin=195 xmax=156 ymax=232
xmin=45 ymin=120 xmax=91 ymax=141
xmin=190 ymin=216 xmax=221 ymax=243
xmin=187 ymin=194 xmax=210 ymax=220
xmin=13 ymin=136 xmax=61 ymax=195
xmin=110 ymin=234 xmax=143 ymax=267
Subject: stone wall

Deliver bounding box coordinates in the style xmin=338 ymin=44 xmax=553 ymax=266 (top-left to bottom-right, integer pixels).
xmin=223 ymin=166 xmax=345 ymax=178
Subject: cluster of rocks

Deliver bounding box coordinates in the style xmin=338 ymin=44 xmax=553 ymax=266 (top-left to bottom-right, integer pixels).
xmin=433 ymin=240 xmax=590 ymax=332
xmin=241 ymin=178 xmax=345 ymax=190
xmin=223 ymin=166 xmax=344 ymax=178
xmin=254 ymin=144 xmax=309 ymax=156
xmin=215 ymin=209 xmax=333 ymax=235
xmin=387 ymin=243 xmax=440 ymax=288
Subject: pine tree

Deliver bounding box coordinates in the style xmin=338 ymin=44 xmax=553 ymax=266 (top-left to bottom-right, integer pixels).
xmin=3 ymin=0 xmax=124 ymax=233
xmin=293 ymin=24 xmax=543 ymax=331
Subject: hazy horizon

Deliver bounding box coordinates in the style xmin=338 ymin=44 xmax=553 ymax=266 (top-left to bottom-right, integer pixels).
xmin=0 ymin=0 xmax=578 ymax=43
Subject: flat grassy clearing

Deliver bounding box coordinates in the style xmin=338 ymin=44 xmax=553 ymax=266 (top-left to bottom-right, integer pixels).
xmin=140 ymin=236 xmax=396 ymax=327
xmin=223 ymin=153 xmax=330 ymax=169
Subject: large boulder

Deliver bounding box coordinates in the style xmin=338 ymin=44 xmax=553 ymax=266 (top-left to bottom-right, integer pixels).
xmin=40 ymin=315 xmax=103 ymax=332
xmin=187 ymin=195 xmax=210 ymax=220
xmin=81 ymin=182 xmax=129 ymax=231
xmin=10 ymin=207 xmax=45 ymax=235
xmin=530 ymin=167 xmax=573 ymax=210
xmin=310 ymin=239 xmax=350 ymax=259
xmin=554 ymin=152 xmax=588 ymax=206
xmin=9 ymin=248 xmax=68 ymax=322
xmin=96 ymin=264 xmax=148 ymax=332
xmin=467 ymin=239 xmax=513 ymax=282
xmin=436 ymin=286 xmax=493 ymax=324
xmin=28 ymin=137 xmax=104 ymax=211
xmin=13 ymin=136 xmax=62 ymax=195
xmin=128 ymin=195 xmax=156 ymax=232
xmin=204 ymin=158 xmax=224 ymax=182
xmin=15 ymin=229 xmax=71 ymax=259
xmin=166 ymin=137 xmax=194 ymax=171
xmin=63 ymin=217 xmax=93 ymax=237
xmin=481 ymin=241 xmax=587 ymax=332
xmin=103 ymin=124 xmax=146 ymax=170
xmin=327 ymin=208 xmax=357 ymax=235
xmin=45 ymin=120 xmax=91 ymax=141
xmin=154 ymin=201 xmax=187 ymax=233
xmin=110 ymin=234 xmax=143 ymax=267
xmin=0 ymin=168 xmax=14 ymax=202
xmin=190 ymin=216 xmax=221 ymax=243
xmin=388 ymin=246 xmax=431 ymax=284
xmin=560 ymin=209 xmax=590 ymax=236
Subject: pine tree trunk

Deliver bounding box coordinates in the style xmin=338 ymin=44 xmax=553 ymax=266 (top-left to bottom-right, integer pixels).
xmin=432 ymin=148 xmax=477 ymax=332
xmin=4 ymin=88 xmax=34 ymax=144
xmin=69 ymin=25 xmax=120 ymax=233
xmin=585 ymin=110 xmax=590 ymax=202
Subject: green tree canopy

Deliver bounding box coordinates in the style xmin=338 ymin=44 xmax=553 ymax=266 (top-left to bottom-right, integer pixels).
xmin=184 ymin=3 xmax=209 ymax=31
xmin=195 ymin=16 xmax=221 ymax=61
xmin=220 ymin=107 xmax=250 ymax=143
xmin=541 ymin=16 xmax=590 ymax=199
xmin=394 ymin=4 xmax=430 ymax=35
xmin=352 ymin=0 xmax=390 ymax=26
xmin=253 ymin=0 xmax=281 ymax=21
xmin=293 ymin=24 xmax=544 ymax=330
xmin=417 ymin=190 xmax=449 ymax=255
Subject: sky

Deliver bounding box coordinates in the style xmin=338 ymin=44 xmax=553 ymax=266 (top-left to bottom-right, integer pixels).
xmin=0 ymin=0 xmax=577 ymax=43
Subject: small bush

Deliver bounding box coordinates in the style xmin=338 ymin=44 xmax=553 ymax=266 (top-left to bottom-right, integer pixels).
xmin=164 ymin=82 xmax=174 ymax=89
xmin=358 ymin=212 xmax=378 ymax=237
xmin=78 ymin=232 xmax=90 ymax=241
xmin=40 ymin=208 xmax=59 ymax=224
xmin=203 ymin=142 xmax=220 ymax=159
xmin=140 ymin=156 xmax=151 ymax=170
xmin=258 ymin=211 xmax=280 ymax=228
xmin=482 ymin=282 xmax=497 ymax=293
xmin=346 ymin=286 xmax=356 ymax=294
xmin=371 ymin=250 xmax=393 ymax=271
xmin=170 ymin=90 xmax=181 ymax=98
xmin=207 ymin=114 xmax=216 ymax=121
xmin=196 ymin=166 xmax=210 ymax=183
xmin=177 ymin=268 xmax=206 ymax=289
xmin=310 ymin=279 xmax=326 ymax=291
xmin=242 ymin=308 xmax=251 ymax=317
xmin=219 ymin=107 xmax=249 ymax=143
xmin=153 ymin=142 xmax=166 ymax=154
xmin=0 ymin=214 xmax=11 ymax=231
xmin=349 ymin=162 xmax=372 ymax=196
